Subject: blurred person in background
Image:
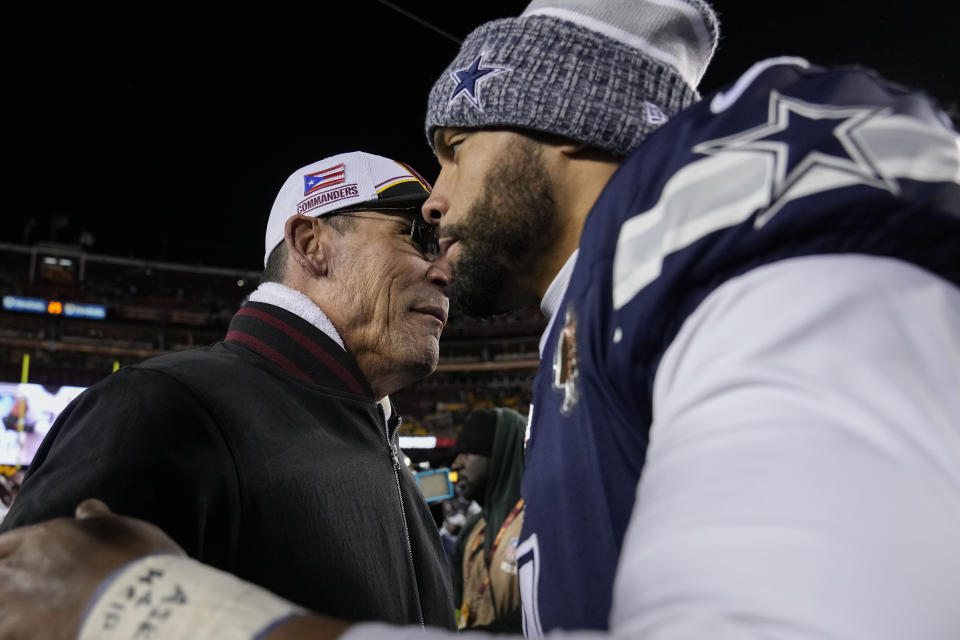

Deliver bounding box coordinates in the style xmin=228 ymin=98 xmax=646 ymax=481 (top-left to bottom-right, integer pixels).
xmin=450 ymin=407 xmax=526 ymax=631
xmin=0 ymin=468 xmax=25 ymax=525
xmin=0 ymin=151 xmax=456 ymax=629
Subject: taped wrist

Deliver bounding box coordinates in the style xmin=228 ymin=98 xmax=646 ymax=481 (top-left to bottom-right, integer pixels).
xmin=79 ymin=554 xmax=306 ymax=640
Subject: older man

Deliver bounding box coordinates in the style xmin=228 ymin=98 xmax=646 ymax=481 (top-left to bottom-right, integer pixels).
xmin=3 ymin=1 xmax=960 ymax=639
xmin=0 ymin=151 xmax=456 ymax=628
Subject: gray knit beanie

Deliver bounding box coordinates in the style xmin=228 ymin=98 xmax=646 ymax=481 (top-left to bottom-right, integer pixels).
xmin=425 ymin=0 xmax=719 ymax=157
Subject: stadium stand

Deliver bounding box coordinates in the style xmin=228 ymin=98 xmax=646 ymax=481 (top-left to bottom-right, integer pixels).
xmin=1 ymin=242 xmax=542 ymax=461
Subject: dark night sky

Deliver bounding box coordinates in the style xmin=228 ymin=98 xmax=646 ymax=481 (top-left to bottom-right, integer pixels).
xmin=5 ymin=1 xmax=956 ymax=271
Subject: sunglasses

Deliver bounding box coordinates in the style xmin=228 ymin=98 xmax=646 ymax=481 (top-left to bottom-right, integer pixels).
xmin=328 ymin=208 xmax=440 ymax=260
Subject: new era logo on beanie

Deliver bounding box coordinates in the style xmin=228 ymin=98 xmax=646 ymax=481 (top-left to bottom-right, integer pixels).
xmin=425 ymin=0 xmax=719 ymax=157
xmin=263 ymin=151 xmax=432 ymax=267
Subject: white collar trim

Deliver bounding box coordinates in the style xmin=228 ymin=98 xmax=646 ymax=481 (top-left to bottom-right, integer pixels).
xmin=247 ymin=282 xmax=346 ymax=351
xmin=539 ymin=249 xmax=579 ymax=357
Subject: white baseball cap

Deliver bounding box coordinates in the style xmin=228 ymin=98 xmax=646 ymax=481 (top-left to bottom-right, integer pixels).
xmin=263 ymin=151 xmax=432 ymax=266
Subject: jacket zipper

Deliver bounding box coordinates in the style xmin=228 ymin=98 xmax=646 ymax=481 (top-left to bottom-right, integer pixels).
xmin=379 ymin=405 xmax=425 ymax=628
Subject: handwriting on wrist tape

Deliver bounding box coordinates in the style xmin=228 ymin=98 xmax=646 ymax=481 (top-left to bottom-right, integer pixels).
xmin=95 ymin=563 xmax=189 ymax=638
xmin=80 ymin=555 xmax=305 ymax=640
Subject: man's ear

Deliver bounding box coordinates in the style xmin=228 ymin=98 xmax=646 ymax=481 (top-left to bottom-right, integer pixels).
xmin=285 ymin=215 xmax=331 ymax=277
xmin=557 ymin=139 xmax=589 ymax=157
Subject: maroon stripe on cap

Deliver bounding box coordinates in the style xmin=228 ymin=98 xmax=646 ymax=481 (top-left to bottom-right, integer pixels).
xmin=396 ymin=161 xmax=433 ymax=190
xmin=225 ymin=330 xmax=312 ymax=384
xmin=374 ymin=174 xmax=418 ymax=189
xmin=236 ymin=307 xmax=367 ymax=396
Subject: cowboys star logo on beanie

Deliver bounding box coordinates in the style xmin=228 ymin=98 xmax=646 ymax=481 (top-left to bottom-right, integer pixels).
xmin=447 ymin=55 xmax=511 ymax=111
xmin=426 ymin=0 xmax=720 ymax=157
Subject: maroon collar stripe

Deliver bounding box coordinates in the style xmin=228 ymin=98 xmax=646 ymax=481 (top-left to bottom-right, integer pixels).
xmin=235 ymin=306 xmax=367 ymax=396
xmin=225 ymin=330 xmax=312 ymax=384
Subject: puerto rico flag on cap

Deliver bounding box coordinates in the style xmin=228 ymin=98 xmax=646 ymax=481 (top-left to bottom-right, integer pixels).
xmin=304 ymin=163 xmax=346 ymax=196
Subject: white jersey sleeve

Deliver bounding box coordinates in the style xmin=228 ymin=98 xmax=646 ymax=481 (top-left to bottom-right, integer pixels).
xmin=611 ymin=253 xmax=960 ymax=640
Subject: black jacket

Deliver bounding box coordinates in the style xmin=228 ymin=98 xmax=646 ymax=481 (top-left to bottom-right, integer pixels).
xmin=1 ymin=301 xmax=455 ymax=628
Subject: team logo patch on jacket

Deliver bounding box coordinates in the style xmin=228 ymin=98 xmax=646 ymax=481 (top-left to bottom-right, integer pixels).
xmin=552 ymin=303 xmax=580 ymax=415
xmin=501 ymin=537 xmax=520 ymax=574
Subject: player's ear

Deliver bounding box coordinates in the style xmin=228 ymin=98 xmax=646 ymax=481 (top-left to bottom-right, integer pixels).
xmin=285 ymin=215 xmax=331 ymax=277
xmin=557 ymin=141 xmax=622 ymax=166
xmin=557 ymin=140 xmax=589 ymax=157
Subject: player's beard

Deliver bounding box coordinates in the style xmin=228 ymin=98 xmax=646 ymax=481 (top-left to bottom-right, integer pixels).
xmin=447 ymin=139 xmax=559 ymax=317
